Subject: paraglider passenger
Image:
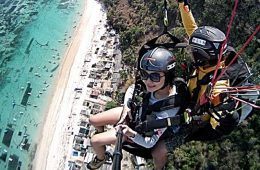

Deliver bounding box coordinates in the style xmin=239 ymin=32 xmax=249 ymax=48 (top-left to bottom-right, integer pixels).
xmin=87 ymin=47 xmax=190 ymax=170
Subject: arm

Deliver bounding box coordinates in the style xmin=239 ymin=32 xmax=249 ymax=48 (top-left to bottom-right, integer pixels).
xmin=178 ymin=2 xmax=198 ymax=37
xmin=120 ymin=124 xmax=167 ymax=148
xmin=116 ymin=84 xmax=135 ymax=125
xmin=209 ymin=79 xmax=232 ymax=129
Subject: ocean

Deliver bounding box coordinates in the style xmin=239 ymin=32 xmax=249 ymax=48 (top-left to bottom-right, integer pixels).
xmin=0 ymin=0 xmax=84 ymax=169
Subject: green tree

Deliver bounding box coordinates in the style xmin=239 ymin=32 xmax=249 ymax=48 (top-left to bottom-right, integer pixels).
xmin=100 ymin=0 xmax=260 ymax=169
xmin=104 ymin=101 xmax=118 ymax=111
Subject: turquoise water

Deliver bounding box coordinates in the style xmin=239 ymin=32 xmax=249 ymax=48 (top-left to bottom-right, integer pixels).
xmin=0 ymin=0 xmax=84 ymax=169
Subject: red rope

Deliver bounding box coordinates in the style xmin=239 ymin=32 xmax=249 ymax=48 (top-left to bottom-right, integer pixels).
xmin=212 ymin=25 xmax=260 ymax=85
xmin=229 ymin=96 xmax=260 ymax=109
xmin=233 ymin=85 xmax=259 ymax=89
xmin=211 ymin=0 xmax=239 ymax=84
xmin=224 ymin=90 xmax=259 ymax=94
xmin=223 ymin=89 xmax=259 ymax=93
xmin=215 ymin=85 xmax=260 ymax=90
xmin=194 ymin=1 xmax=259 ymax=109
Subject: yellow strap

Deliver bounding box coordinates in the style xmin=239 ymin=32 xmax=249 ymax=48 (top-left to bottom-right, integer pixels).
xmin=210 ymin=118 xmax=220 ymax=129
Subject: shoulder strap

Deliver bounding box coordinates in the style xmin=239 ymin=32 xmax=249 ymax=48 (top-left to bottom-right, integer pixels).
xmin=190 ymin=69 xmax=222 ymax=109
xmin=146 ymin=78 xmax=190 ymax=113
xmin=129 ymin=79 xmax=146 ymax=124
xmin=147 ymin=95 xmax=179 ymax=113
xmin=140 ymin=92 xmax=151 ymax=122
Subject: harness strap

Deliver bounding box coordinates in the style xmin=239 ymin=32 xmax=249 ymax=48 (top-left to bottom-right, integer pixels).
xmin=135 ymin=97 xmax=238 ymax=132
xmin=138 ymin=34 xmax=182 ymax=71
xmin=190 ymin=69 xmax=222 ymax=111
xmin=163 ymin=0 xmax=169 ymax=33
xmin=135 ymin=115 xmax=184 ymax=132
xmin=133 ymin=79 xmax=190 ymax=133
xmin=146 ymin=94 xmax=181 ymax=112
xmin=140 ymin=92 xmax=151 ymax=123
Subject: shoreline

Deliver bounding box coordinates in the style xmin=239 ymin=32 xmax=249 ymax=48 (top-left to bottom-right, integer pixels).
xmin=32 ymin=0 xmax=105 ymax=169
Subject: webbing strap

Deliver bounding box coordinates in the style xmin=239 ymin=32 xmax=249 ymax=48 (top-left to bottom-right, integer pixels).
xmin=190 ymin=69 xmax=221 ymax=110
xmin=163 ymin=0 xmax=169 ymax=33
xmin=146 ymin=95 xmax=180 ymax=112
xmin=135 ymin=115 xmax=183 ymax=132
xmin=138 ymin=33 xmax=182 ymax=67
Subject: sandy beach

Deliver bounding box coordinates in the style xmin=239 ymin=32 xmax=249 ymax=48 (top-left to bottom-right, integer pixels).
xmin=33 ymin=0 xmax=105 ymax=169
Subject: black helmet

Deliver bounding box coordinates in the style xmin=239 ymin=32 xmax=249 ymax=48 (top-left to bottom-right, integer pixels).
xmin=189 ymin=26 xmax=227 ymax=66
xmin=140 ymin=47 xmax=176 ymax=72
xmin=139 ymin=47 xmax=176 ymax=86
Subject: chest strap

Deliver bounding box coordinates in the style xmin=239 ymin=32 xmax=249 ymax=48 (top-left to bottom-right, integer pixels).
xmin=135 ymin=115 xmax=184 ymax=132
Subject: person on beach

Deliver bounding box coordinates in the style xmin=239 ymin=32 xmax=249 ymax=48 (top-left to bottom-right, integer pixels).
xmin=87 ymin=47 xmax=190 ymax=170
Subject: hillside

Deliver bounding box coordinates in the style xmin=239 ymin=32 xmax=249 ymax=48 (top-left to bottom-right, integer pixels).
xmin=102 ymin=0 xmax=259 ymax=80
xmin=101 ymin=0 xmax=260 ymax=169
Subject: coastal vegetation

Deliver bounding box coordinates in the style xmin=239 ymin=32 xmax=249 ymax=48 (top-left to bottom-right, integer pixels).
xmin=101 ymin=0 xmax=260 ymax=169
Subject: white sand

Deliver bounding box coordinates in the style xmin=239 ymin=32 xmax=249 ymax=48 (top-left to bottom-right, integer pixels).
xmin=33 ymin=0 xmax=105 ymax=169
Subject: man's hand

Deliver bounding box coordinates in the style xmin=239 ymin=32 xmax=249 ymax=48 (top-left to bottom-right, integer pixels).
xmin=176 ymin=0 xmax=190 ymax=12
xmin=176 ymin=0 xmax=189 ymax=4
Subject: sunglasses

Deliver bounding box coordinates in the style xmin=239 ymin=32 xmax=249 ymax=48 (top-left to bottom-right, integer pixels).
xmin=140 ymin=70 xmax=164 ymax=82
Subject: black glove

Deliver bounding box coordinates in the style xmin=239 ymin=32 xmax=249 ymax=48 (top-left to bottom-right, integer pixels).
xmin=176 ymin=0 xmax=189 ymax=5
